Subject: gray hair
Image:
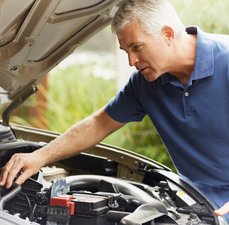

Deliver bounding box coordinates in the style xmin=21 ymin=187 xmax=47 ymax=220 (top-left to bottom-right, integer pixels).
xmin=111 ymin=0 xmax=185 ymax=38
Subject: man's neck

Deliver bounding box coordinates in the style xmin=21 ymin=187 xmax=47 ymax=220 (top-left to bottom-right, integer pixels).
xmin=170 ymin=33 xmax=197 ymax=85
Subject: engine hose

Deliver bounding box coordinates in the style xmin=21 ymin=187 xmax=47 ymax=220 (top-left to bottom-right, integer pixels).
xmin=0 ymin=183 xmax=22 ymax=210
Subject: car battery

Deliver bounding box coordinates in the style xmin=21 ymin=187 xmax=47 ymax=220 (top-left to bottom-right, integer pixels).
xmin=70 ymin=193 xmax=113 ymax=225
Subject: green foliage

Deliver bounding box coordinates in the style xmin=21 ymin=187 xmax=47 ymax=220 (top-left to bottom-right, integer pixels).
xmin=104 ymin=116 xmax=174 ymax=169
xmin=171 ymin=0 xmax=229 ymax=33
xmin=46 ymin=64 xmax=116 ymax=132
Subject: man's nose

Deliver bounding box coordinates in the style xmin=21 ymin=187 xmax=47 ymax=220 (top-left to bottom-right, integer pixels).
xmin=128 ymin=53 xmax=139 ymax=67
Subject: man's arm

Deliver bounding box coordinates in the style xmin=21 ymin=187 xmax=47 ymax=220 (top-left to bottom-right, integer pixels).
xmin=0 ymin=107 xmax=125 ymax=188
xmin=214 ymin=202 xmax=229 ymax=216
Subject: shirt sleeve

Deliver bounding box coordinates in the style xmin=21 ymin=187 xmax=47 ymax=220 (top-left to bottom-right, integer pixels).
xmin=105 ymin=71 xmax=146 ymax=123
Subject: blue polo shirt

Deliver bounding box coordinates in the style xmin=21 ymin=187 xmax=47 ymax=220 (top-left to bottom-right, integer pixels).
xmin=105 ymin=27 xmax=229 ymax=211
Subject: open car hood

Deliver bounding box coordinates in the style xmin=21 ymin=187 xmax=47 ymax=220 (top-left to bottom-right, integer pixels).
xmin=0 ymin=0 xmax=125 ymax=110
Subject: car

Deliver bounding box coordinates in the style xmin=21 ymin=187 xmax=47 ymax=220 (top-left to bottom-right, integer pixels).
xmin=0 ymin=1 xmax=228 ymax=225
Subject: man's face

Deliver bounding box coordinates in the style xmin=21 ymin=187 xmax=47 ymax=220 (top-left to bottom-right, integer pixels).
xmin=117 ymin=20 xmax=170 ymax=81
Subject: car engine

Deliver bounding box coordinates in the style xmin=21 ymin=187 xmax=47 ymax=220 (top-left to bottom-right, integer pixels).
xmin=0 ymin=124 xmax=227 ymax=225
xmin=0 ymin=173 xmax=219 ymax=225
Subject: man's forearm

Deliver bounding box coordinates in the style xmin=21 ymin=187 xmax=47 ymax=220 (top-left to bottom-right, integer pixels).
xmin=37 ymin=117 xmax=103 ymax=165
xmin=36 ymin=108 xmax=124 ymax=166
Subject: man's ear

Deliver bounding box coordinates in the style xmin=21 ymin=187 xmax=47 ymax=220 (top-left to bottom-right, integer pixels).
xmin=162 ymin=26 xmax=174 ymax=46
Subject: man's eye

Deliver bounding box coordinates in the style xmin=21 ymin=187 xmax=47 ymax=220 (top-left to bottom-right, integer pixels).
xmin=133 ymin=45 xmax=142 ymax=51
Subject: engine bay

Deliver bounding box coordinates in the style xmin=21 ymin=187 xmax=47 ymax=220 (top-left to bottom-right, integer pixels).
xmin=0 ymin=124 xmax=227 ymax=225
xmin=0 ymin=173 xmax=219 ymax=225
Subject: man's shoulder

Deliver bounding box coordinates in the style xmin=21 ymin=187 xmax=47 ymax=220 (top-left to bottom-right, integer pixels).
xmin=207 ymin=32 xmax=229 ymax=46
xmin=201 ymin=32 xmax=229 ymax=61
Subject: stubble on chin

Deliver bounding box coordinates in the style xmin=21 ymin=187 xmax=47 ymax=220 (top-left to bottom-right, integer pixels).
xmin=142 ymin=71 xmax=159 ymax=82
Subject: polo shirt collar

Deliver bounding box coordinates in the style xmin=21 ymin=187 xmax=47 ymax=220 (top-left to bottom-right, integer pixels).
xmin=161 ymin=26 xmax=214 ymax=86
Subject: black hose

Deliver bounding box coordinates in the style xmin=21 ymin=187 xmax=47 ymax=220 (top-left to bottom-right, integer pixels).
xmin=0 ymin=183 xmax=22 ymax=210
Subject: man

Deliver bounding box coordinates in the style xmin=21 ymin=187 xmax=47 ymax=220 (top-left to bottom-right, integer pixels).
xmin=0 ymin=0 xmax=228 ymax=221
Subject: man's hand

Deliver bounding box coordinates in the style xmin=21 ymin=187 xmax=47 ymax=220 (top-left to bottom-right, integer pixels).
xmin=0 ymin=151 xmax=44 ymax=188
xmin=214 ymin=202 xmax=229 ymax=216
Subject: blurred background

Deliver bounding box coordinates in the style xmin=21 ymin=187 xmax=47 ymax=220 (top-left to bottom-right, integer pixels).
xmin=12 ymin=0 xmax=229 ymax=171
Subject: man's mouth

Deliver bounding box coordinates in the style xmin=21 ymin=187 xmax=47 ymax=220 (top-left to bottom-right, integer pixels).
xmin=140 ymin=67 xmax=148 ymax=73
xmin=136 ymin=67 xmax=147 ymax=73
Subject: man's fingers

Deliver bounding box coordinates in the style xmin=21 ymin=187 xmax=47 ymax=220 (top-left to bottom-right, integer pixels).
xmin=0 ymin=159 xmax=15 ymax=187
xmin=5 ymin=160 xmax=25 ymax=188
xmin=214 ymin=202 xmax=229 ymax=216
xmin=0 ymin=154 xmax=27 ymax=188
xmin=15 ymin=170 xmax=33 ymax=186
xmin=0 ymin=151 xmax=43 ymax=189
